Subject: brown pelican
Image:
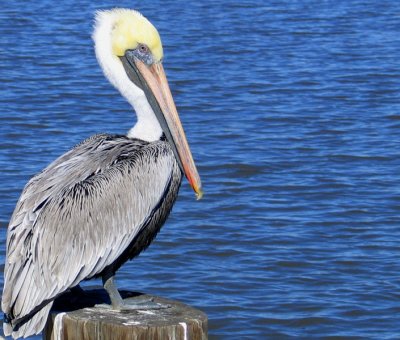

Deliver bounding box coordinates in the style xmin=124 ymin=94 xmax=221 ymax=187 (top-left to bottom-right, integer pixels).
xmin=2 ymin=8 xmax=202 ymax=338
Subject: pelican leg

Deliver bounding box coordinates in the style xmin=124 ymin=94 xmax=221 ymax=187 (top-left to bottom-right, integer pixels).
xmin=103 ymin=276 xmax=124 ymax=309
xmin=98 ymin=275 xmax=170 ymax=311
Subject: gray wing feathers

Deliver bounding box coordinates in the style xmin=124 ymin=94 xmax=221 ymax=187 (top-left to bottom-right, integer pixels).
xmin=2 ymin=134 xmax=176 ymax=330
xmin=4 ymin=302 xmax=52 ymax=338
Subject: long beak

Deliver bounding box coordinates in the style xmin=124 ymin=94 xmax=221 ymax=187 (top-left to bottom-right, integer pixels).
xmin=121 ymin=56 xmax=203 ymax=200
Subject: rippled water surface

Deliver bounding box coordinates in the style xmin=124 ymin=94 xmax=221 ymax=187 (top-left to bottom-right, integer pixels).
xmin=1 ymin=0 xmax=400 ymax=338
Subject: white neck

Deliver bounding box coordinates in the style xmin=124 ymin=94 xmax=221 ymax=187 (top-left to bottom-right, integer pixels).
xmin=93 ymin=10 xmax=163 ymax=142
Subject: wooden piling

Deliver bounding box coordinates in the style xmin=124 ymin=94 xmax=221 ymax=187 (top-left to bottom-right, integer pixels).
xmin=44 ymin=289 xmax=207 ymax=340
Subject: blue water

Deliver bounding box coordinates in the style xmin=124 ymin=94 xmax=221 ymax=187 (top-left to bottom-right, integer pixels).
xmin=1 ymin=0 xmax=400 ymax=338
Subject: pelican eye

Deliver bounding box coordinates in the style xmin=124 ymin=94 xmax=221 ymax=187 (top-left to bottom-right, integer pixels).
xmin=125 ymin=43 xmax=153 ymax=65
xmin=138 ymin=43 xmax=149 ymax=55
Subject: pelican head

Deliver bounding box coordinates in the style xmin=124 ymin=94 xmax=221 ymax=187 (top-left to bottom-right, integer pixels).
xmin=93 ymin=9 xmax=202 ymax=199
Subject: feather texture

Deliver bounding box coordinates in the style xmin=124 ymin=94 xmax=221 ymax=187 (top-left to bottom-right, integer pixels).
xmin=2 ymin=134 xmax=182 ymax=337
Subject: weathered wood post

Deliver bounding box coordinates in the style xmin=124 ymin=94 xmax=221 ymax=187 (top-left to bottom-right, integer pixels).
xmin=43 ymin=289 xmax=207 ymax=340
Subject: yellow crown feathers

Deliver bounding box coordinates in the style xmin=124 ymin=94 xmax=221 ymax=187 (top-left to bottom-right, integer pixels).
xmin=110 ymin=9 xmax=163 ymax=62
